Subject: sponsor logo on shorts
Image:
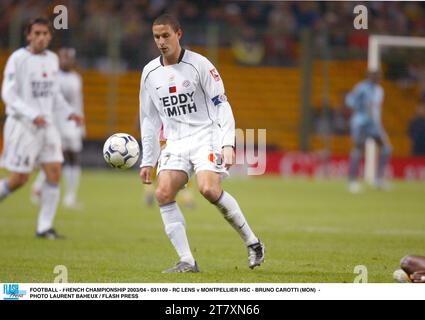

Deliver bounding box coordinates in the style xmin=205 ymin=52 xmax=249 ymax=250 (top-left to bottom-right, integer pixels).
xmin=208 ymin=152 xmax=223 ymax=167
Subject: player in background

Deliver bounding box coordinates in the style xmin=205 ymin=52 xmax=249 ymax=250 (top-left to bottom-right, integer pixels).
xmin=393 ymin=255 xmax=425 ymax=283
xmin=139 ymin=14 xmax=265 ymax=273
xmin=144 ymin=126 xmax=195 ymax=208
xmin=31 ymin=47 xmax=85 ymax=210
xmin=345 ymin=71 xmax=392 ymax=193
xmin=0 ymin=18 xmax=83 ymax=239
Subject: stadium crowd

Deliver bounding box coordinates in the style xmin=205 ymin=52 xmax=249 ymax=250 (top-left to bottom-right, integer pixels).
xmin=1 ymin=1 xmax=425 ymax=69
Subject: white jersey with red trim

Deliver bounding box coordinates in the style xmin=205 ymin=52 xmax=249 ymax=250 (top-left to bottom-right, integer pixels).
xmin=139 ymin=48 xmax=235 ymax=167
xmin=1 ymin=47 xmax=73 ymax=124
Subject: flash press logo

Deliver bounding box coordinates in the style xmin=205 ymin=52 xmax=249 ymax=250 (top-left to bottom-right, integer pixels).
xmin=3 ymin=284 xmax=27 ymax=300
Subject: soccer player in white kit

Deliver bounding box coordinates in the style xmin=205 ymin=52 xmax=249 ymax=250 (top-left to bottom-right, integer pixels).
xmin=0 ymin=18 xmax=83 ymax=239
xmin=31 ymin=47 xmax=85 ymax=209
xmin=139 ymin=14 xmax=265 ymax=273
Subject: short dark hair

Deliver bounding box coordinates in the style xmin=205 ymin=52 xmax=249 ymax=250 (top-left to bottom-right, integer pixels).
xmin=25 ymin=17 xmax=52 ymax=36
xmin=153 ymin=14 xmax=181 ymax=32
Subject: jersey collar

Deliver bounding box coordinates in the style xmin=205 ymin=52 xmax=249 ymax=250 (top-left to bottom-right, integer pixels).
xmin=160 ymin=48 xmax=185 ymax=66
xmin=25 ymin=46 xmax=48 ymax=55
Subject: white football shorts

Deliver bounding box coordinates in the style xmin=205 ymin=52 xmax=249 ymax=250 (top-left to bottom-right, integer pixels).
xmin=156 ymin=130 xmax=229 ymax=179
xmin=57 ymin=119 xmax=83 ymax=153
xmin=0 ymin=116 xmax=64 ymax=173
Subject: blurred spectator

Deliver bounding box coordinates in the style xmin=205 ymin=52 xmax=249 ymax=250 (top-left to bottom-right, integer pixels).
xmin=80 ymin=0 xmax=114 ymax=66
xmin=333 ymin=91 xmax=351 ymax=135
xmin=419 ymin=80 xmax=425 ymax=102
xmin=232 ymin=24 xmax=264 ymax=66
xmin=408 ymin=104 xmax=425 ymax=156
xmin=387 ymin=3 xmax=408 ymax=35
xmin=1 ymin=0 xmax=425 ymax=69
xmin=179 ymin=1 xmax=205 ymax=46
xmin=19 ymin=0 xmax=48 ymax=24
xmin=347 ymin=30 xmax=369 ymax=50
xmin=314 ymin=97 xmax=334 ymax=177
xmin=120 ymin=2 xmax=148 ymax=69
xmin=325 ymin=2 xmax=354 ymax=45
xmin=315 ymin=97 xmax=334 ymax=139
xmin=293 ymin=2 xmax=320 ymax=29
xmin=244 ymin=3 xmax=268 ymax=28
xmin=404 ymin=2 xmax=425 ymax=35
xmin=263 ymin=3 xmax=297 ymax=66
xmin=145 ymin=0 xmax=168 ymax=20
xmin=0 ymin=1 xmax=15 ymax=47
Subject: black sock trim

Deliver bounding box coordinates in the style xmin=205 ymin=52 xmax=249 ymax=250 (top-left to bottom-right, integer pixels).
xmin=159 ymin=201 xmax=177 ymax=208
xmin=45 ymin=181 xmax=60 ymax=188
xmin=211 ymin=190 xmax=224 ymax=205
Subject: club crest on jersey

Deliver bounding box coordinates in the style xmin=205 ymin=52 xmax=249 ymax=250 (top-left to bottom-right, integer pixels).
xmin=182 ymin=80 xmax=191 ymax=88
xmin=210 ymin=68 xmax=221 ymax=82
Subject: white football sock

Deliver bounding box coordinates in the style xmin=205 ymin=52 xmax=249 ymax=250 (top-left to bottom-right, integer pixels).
xmin=37 ymin=182 xmax=60 ymax=234
xmin=62 ymin=166 xmax=72 ymax=200
xmin=160 ymin=201 xmax=195 ymax=265
xmin=0 ymin=179 xmax=11 ymax=201
xmin=63 ymin=165 xmax=81 ymax=203
xmin=32 ymin=170 xmax=46 ymax=193
xmin=213 ymin=191 xmax=258 ymax=246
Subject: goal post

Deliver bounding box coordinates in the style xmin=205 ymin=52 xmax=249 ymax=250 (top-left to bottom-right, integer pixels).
xmin=365 ymin=35 xmax=425 ymax=184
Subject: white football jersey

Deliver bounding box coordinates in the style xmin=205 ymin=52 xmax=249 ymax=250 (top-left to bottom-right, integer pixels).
xmin=139 ymin=49 xmax=235 ymax=167
xmin=1 ymin=47 xmax=73 ymax=124
xmin=57 ymin=70 xmax=84 ymax=116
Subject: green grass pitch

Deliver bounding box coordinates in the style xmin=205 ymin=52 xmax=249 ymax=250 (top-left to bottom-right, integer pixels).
xmin=0 ymin=169 xmax=424 ymax=283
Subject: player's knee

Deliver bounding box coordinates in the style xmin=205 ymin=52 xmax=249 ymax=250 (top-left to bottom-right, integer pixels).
xmin=10 ymin=174 xmax=29 ymax=190
xmin=45 ymin=166 xmax=62 ymax=184
xmin=65 ymin=151 xmax=79 ymax=166
xmin=48 ymin=173 xmax=61 ymax=184
xmin=198 ymin=184 xmax=221 ymax=202
xmin=18 ymin=174 xmax=29 ymax=186
xmin=155 ymin=187 xmax=175 ymax=205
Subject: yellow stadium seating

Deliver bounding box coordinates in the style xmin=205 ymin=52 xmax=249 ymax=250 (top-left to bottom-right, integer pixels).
xmin=0 ymin=50 xmax=420 ymax=157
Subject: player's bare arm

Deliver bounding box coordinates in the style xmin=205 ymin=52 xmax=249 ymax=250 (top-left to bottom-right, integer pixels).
xmin=33 ymin=115 xmax=47 ymax=127
xmin=68 ymin=113 xmax=84 ymax=126
xmin=222 ymin=146 xmax=235 ymax=169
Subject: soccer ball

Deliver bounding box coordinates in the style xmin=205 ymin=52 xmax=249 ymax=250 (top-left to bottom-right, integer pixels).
xmin=103 ymin=133 xmax=140 ymax=169
xmin=393 ymin=269 xmax=411 ymax=283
